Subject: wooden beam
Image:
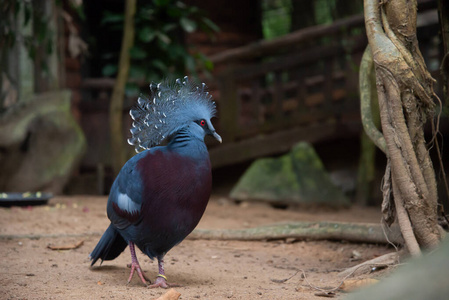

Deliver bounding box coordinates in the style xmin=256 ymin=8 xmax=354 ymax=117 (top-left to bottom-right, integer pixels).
xmin=209 ymin=123 xmax=359 ymax=168
xmin=229 ymin=35 xmax=367 ymax=80
xmin=208 ymin=14 xmax=364 ymax=64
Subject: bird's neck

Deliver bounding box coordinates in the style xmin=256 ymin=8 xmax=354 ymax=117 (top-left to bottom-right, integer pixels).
xmin=167 ymin=127 xmax=208 ymax=160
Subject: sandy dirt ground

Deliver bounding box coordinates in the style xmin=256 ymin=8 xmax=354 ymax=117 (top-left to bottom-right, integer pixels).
xmin=0 ymin=196 xmax=395 ymax=299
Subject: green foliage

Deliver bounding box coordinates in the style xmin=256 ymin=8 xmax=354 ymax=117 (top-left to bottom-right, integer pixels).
xmin=314 ymin=0 xmax=335 ymax=25
xmin=262 ymin=0 xmax=362 ymax=40
xmin=261 ymin=0 xmax=292 ymax=40
xmin=261 ymin=0 xmax=338 ymax=39
xmin=101 ymin=0 xmax=218 ymax=87
xmin=1 ymin=1 xmax=54 ymax=61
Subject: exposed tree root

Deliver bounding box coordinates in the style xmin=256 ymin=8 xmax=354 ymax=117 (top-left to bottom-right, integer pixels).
xmin=391 ymin=171 xmax=421 ymax=256
xmin=338 ymin=251 xmax=402 ymax=278
xmin=189 ymin=222 xmax=403 ymax=244
xmin=0 ymin=232 xmax=102 ymax=240
xmin=0 ymin=222 xmax=403 ymax=245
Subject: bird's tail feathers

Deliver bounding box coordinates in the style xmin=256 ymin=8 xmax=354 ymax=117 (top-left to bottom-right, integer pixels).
xmin=89 ymin=224 xmax=128 ymax=266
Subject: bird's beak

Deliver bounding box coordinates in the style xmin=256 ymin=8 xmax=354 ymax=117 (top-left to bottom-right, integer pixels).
xmin=212 ymin=131 xmax=222 ymax=143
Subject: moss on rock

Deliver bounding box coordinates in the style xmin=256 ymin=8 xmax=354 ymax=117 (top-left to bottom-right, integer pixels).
xmin=230 ymin=142 xmax=349 ymax=207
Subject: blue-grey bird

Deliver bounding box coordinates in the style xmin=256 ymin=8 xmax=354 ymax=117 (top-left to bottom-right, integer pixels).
xmin=89 ymin=77 xmax=221 ymax=288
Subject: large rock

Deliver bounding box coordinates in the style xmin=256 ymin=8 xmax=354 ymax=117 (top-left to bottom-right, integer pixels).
xmin=0 ymin=90 xmax=86 ymax=193
xmin=230 ymin=142 xmax=349 ymax=207
xmin=345 ymin=237 xmax=449 ymax=300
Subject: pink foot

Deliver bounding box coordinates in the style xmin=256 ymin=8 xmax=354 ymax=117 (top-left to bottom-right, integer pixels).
xmin=127 ymin=261 xmax=150 ymax=285
xmin=148 ymin=275 xmax=180 ymax=289
xmin=127 ymin=242 xmax=150 ymax=285
xmin=148 ymin=256 xmax=181 ymax=289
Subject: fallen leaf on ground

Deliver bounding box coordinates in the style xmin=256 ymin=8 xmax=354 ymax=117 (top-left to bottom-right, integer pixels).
xmin=340 ymin=278 xmax=379 ymax=292
xmin=47 ymin=240 xmax=84 ymax=250
xmin=153 ymin=289 xmax=181 ymax=300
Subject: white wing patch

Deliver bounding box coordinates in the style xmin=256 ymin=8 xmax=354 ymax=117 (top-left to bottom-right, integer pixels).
xmin=117 ymin=193 xmax=140 ymax=213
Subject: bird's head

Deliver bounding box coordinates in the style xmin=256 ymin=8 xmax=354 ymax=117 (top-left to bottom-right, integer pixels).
xmin=127 ymin=76 xmax=221 ymax=152
xmin=193 ymin=118 xmax=222 ymax=143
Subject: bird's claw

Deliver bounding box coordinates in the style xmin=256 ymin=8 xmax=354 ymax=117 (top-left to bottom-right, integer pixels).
xmin=127 ymin=262 xmax=150 ymax=285
xmin=147 ymin=276 xmax=181 ymax=289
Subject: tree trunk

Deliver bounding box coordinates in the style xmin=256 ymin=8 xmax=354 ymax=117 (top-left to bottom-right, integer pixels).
xmin=363 ymin=0 xmax=444 ymax=254
xmin=109 ymin=0 xmax=136 ymax=176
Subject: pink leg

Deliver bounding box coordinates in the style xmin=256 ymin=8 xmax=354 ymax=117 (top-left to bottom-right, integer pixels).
xmin=127 ymin=242 xmax=150 ymax=285
xmin=148 ymin=256 xmax=180 ymax=289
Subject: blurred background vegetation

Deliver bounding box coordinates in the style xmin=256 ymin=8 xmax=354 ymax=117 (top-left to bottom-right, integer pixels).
xmin=0 ymin=0 xmax=445 ymax=207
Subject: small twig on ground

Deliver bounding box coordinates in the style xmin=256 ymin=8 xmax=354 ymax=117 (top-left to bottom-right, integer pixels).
xmin=47 ymin=240 xmax=84 ymax=250
xmin=299 ymin=268 xmax=348 ymax=294
xmin=300 ymin=252 xmax=401 ymax=294
xmin=338 ymin=252 xmax=401 ymax=277
xmin=270 ymin=270 xmax=300 ymax=283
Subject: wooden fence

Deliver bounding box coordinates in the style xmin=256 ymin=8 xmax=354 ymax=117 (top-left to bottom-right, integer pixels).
xmin=209 ymin=15 xmax=368 ymax=167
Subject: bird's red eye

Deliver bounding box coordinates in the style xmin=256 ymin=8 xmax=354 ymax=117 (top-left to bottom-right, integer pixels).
xmin=200 ymin=120 xmax=206 ymax=126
